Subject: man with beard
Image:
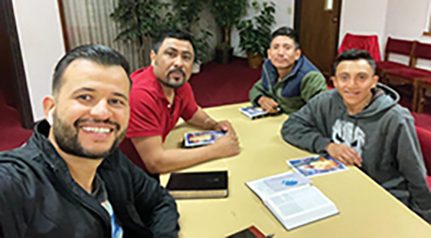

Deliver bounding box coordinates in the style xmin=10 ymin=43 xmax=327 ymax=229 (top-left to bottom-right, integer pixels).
xmin=124 ymin=30 xmax=240 ymax=179
xmin=249 ymin=27 xmax=327 ymax=114
xmin=0 ymin=45 xmax=179 ymax=237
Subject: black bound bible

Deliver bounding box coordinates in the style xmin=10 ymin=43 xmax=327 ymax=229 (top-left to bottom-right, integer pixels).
xmin=166 ymin=171 xmax=228 ymax=199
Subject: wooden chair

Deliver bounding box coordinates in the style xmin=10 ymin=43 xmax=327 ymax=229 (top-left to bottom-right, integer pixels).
xmin=415 ymin=77 xmax=431 ymax=112
xmin=377 ymin=37 xmax=416 ymax=80
xmin=382 ymin=42 xmax=431 ymax=111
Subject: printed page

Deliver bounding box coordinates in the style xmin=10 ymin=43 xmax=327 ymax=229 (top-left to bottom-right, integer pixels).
xmin=265 ymin=186 xmax=338 ymax=230
xmin=246 ymin=171 xmax=310 ymax=200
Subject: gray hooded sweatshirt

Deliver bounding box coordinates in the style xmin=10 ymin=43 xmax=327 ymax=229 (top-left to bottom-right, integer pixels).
xmin=282 ymin=83 xmax=431 ymax=223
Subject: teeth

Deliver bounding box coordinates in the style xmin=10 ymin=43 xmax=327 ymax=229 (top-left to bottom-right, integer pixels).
xmin=82 ymin=126 xmax=112 ymax=134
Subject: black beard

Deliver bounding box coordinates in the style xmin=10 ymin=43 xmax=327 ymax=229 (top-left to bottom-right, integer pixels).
xmin=156 ymin=68 xmax=187 ymax=89
xmin=52 ymin=115 xmax=125 ymax=159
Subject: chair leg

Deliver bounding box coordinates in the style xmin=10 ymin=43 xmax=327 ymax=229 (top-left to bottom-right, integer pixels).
xmin=412 ymin=80 xmax=420 ymax=112
xmin=417 ymin=86 xmax=425 ymax=113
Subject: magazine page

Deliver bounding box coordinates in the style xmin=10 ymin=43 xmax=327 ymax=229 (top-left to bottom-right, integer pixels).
xmin=183 ymin=130 xmax=225 ymax=148
xmin=286 ymin=155 xmax=347 ymax=177
xmin=246 ymin=171 xmax=310 ymax=200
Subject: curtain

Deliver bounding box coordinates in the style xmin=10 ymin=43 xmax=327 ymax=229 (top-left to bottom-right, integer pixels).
xmin=60 ymin=0 xmax=141 ymax=70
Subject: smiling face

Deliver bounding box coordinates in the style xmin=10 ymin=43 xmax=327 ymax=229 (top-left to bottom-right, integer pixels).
xmin=332 ymin=59 xmax=379 ymax=114
xmin=151 ymin=37 xmax=194 ymax=89
xmin=267 ymin=35 xmax=301 ymax=71
xmin=44 ymin=59 xmax=130 ymax=159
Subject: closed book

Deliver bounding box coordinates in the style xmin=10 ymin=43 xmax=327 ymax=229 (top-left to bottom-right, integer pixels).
xmin=226 ymin=225 xmax=267 ymax=238
xmin=166 ymin=171 xmax=228 ymax=199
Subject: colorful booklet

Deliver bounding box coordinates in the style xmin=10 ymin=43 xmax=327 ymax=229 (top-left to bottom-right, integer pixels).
xmin=286 ymin=155 xmax=347 ymax=177
xmin=246 ymin=171 xmax=338 ymax=230
xmin=183 ymin=130 xmax=225 ymax=148
xmin=239 ymin=106 xmax=281 ymax=120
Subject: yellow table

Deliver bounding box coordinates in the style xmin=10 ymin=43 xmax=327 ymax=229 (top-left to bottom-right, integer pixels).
xmin=162 ymin=103 xmax=431 ymax=238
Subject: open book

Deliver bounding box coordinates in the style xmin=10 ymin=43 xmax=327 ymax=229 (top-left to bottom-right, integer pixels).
xmin=246 ymin=171 xmax=339 ymax=230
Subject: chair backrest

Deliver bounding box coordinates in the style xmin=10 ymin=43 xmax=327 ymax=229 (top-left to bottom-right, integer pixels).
xmin=412 ymin=42 xmax=431 ymax=67
xmin=338 ymin=33 xmax=381 ymax=62
xmin=416 ymin=126 xmax=431 ymax=176
xmin=384 ymin=37 xmax=416 ymax=66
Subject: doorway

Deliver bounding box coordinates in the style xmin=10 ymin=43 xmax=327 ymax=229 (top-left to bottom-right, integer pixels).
xmin=0 ymin=0 xmax=33 ymax=128
xmin=294 ymin=0 xmax=342 ymax=79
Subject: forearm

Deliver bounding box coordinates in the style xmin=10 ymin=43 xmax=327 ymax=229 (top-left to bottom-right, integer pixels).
xmin=148 ymin=145 xmax=222 ymax=174
xmin=281 ymin=116 xmax=331 ymax=153
xmin=132 ymin=134 xmax=238 ymax=174
xmin=187 ymin=108 xmax=217 ymax=130
xmin=249 ymin=79 xmax=266 ymax=106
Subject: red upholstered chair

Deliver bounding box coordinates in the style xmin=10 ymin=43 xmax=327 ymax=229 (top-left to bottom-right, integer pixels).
xmin=415 ymin=126 xmax=431 ymax=189
xmin=383 ymin=42 xmax=431 ymax=112
xmin=338 ymin=33 xmax=381 ymax=62
xmin=376 ymin=37 xmax=416 ymax=79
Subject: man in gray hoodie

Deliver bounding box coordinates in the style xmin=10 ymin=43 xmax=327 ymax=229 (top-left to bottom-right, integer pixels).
xmin=282 ymin=49 xmax=431 ymax=223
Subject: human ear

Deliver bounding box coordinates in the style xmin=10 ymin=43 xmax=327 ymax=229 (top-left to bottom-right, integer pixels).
xmin=294 ymin=48 xmax=302 ymax=60
xmin=150 ymin=50 xmax=156 ymax=65
xmin=42 ymin=96 xmax=55 ymax=125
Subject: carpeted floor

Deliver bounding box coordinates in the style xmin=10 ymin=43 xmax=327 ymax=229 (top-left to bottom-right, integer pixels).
xmin=188 ymin=57 xmax=261 ymax=108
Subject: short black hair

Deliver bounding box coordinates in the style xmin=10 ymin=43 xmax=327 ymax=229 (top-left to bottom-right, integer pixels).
xmin=270 ymin=27 xmax=300 ymax=49
xmin=152 ymin=29 xmax=195 ymax=54
xmin=333 ymin=49 xmax=376 ymax=74
xmin=52 ymin=44 xmax=131 ymax=94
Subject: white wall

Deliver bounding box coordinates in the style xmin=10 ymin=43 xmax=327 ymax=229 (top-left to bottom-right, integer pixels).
xmin=339 ymin=0 xmax=431 ymax=69
xmin=232 ymin=0 xmax=295 ymax=56
xmin=384 ymin=0 xmax=430 ymax=42
xmin=12 ymin=0 xmax=65 ymax=121
xmin=338 ymin=0 xmax=389 ymax=53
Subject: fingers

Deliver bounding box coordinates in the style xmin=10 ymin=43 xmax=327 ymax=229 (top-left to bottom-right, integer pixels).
xmin=258 ymin=97 xmax=279 ymax=112
xmin=214 ymin=133 xmax=240 ymax=157
xmin=327 ymin=143 xmax=363 ymax=167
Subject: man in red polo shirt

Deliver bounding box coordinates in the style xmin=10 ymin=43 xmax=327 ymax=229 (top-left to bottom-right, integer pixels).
xmin=125 ymin=30 xmax=240 ymax=179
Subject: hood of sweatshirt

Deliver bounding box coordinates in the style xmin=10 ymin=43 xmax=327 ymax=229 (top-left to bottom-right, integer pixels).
xmin=332 ymin=83 xmax=399 ymax=119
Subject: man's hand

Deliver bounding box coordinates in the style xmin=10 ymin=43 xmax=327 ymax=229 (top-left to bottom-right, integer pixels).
xmin=325 ymin=143 xmax=362 ymax=167
xmin=210 ymin=131 xmax=240 ymax=158
xmin=257 ymin=96 xmax=279 ymax=113
xmin=213 ymin=120 xmax=233 ymax=132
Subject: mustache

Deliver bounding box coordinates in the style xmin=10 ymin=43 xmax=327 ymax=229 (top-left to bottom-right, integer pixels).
xmin=168 ymin=68 xmax=186 ymax=78
xmin=74 ymin=118 xmax=120 ymax=131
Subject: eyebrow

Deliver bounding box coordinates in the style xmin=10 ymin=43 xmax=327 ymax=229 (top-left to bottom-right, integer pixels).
xmin=72 ymin=87 xmax=128 ymax=101
xmin=165 ymin=47 xmax=193 ymax=56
